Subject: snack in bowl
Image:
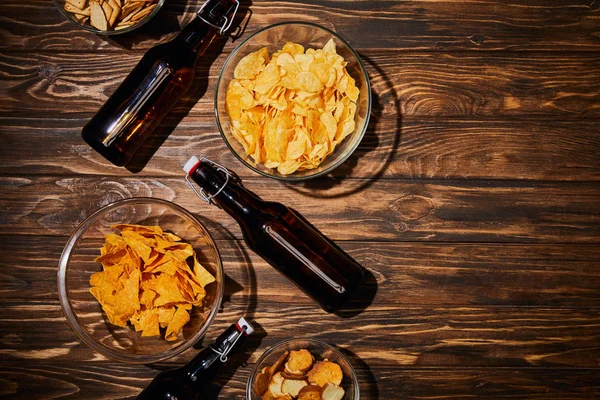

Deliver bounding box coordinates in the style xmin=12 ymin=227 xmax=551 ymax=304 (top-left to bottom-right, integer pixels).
xmin=225 ymin=39 xmax=360 ymax=175
xmin=61 ymin=0 xmax=158 ymax=31
xmin=254 ymin=348 xmax=346 ymax=400
xmin=89 ymin=223 xmax=215 ymax=341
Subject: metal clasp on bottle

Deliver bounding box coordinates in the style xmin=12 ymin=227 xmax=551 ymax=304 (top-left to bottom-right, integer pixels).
xmin=209 ymin=325 xmax=247 ymax=362
xmin=185 ymin=157 xmax=241 ymax=206
xmin=198 ymin=0 xmax=240 ymax=35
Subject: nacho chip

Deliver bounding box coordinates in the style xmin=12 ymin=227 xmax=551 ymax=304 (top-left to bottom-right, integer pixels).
xmin=89 ymin=224 xmax=215 ymax=341
xmin=165 ymin=306 xmax=191 ymax=341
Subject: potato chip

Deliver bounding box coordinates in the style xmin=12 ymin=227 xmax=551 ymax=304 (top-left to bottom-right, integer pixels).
xmin=89 ymin=224 xmax=215 ymax=341
xmin=254 ymin=62 xmax=281 ymax=95
xmin=225 ymin=39 xmax=360 ymax=175
xmin=283 ymin=42 xmax=305 ymax=56
xmin=234 ymin=50 xmax=268 ymax=80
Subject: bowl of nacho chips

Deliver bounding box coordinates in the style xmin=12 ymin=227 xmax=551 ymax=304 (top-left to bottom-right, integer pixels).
xmin=53 ymin=0 xmax=164 ymax=34
xmin=247 ymin=339 xmax=360 ymax=400
xmin=58 ymin=198 xmax=224 ymax=363
xmin=215 ymin=22 xmax=371 ymax=181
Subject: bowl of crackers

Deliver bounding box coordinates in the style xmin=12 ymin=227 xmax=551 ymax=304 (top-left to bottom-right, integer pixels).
xmin=57 ymin=197 xmax=224 ymax=363
xmin=53 ymin=0 xmax=163 ymax=34
xmin=247 ymin=339 xmax=360 ymax=400
xmin=215 ymin=22 xmax=371 ymax=181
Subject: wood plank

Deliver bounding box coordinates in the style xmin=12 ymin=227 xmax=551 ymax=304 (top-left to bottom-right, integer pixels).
xmin=1 ymin=117 xmax=599 ymax=181
xmin=3 ymin=235 xmax=600 ymax=307
xmin=1 ymin=301 xmax=599 ymax=368
xmin=1 ymin=363 xmax=599 ymax=399
xmin=1 ymin=176 xmax=598 ymax=243
xmin=2 ymin=0 xmax=600 ymax=52
xmin=1 ymin=51 xmax=599 ymax=118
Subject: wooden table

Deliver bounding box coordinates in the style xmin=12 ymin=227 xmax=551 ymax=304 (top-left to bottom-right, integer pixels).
xmin=1 ymin=0 xmax=600 ymax=398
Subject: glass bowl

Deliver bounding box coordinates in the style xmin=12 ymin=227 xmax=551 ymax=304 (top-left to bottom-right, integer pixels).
xmin=247 ymin=338 xmax=360 ymax=400
xmin=57 ymin=198 xmax=224 ymax=364
xmin=215 ymin=22 xmax=372 ymax=181
xmin=52 ymin=0 xmax=164 ymax=35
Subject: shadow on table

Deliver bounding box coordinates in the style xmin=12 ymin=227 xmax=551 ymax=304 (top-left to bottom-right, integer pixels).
xmin=339 ymin=346 xmax=379 ymax=400
xmin=192 ymin=214 xmax=259 ymax=348
xmin=192 ymin=215 xmax=265 ymax=399
xmin=335 ymin=267 xmax=378 ymax=319
xmin=118 ymin=1 xmax=253 ymax=173
xmin=142 ymin=216 xmax=263 ymax=399
xmin=207 ymin=215 xmax=257 ymax=321
xmin=201 ymin=320 xmax=267 ymax=400
xmin=286 ymin=53 xmax=402 ymax=198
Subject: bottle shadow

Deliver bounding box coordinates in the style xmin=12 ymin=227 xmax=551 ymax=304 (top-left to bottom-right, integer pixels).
xmin=122 ymin=1 xmax=254 ymax=173
xmin=143 ymin=216 xmax=262 ymax=393
xmin=335 ymin=267 xmax=378 ymax=319
xmin=338 ymin=346 xmax=379 ymax=400
xmin=191 ymin=215 xmax=259 ymax=350
xmin=286 ymin=53 xmax=402 ymax=198
xmin=190 ymin=215 xmax=266 ymax=399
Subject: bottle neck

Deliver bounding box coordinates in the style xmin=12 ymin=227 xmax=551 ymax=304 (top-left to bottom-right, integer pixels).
xmin=184 ymin=323 xmax=249 ymax=385
xmin=176 ymin=17 xmax=218 ymax=54
xmin=190 ymin=162 xmax=264 ymax=219
xmin=175 ymin=0 xmax=237 ymax=53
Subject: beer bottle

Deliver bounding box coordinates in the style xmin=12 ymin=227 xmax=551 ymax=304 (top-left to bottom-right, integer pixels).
xmin=183 ymin=156 xmax=365 ymax=313
xmin=82 ymin=0 xmax=240 ymax=167
xmin=137 ymin=317 xmax=254 ymax=400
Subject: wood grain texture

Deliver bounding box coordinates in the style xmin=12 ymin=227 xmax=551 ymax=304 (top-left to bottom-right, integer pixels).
xmin=2 ymin=0 xmax=600 ymax=398
xmin=2 ymin=117 xmax=599 ymax=181
xmin=1 ymin=176 xmax=599 ymax=242
xmin=3 ymin=235 xmax=600 ymax=307
xmin=1 ymin=301 xmax=600 ymax=368
xmin=1 ymin=51 xmax=599 ymax=118
xmin=1 ymin=363 xmax=599 ymax=400
xmin=2 ymin=0 xmax=600 ymax=52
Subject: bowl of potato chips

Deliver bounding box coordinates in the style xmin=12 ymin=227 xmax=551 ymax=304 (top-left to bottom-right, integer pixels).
xmin=58 ymin=198 xmax=224 ymax=363
xmin=247 ymin=338 xmax=360 ymax=400
xmin=53 ymin=0 xmax=163 ymax=34
xmin=215 ymin=22 xmax=371 ymax=181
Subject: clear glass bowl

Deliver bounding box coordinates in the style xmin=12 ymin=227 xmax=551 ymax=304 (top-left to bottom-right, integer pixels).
xmin=52 ymin=0 xmax=165 ymax=35
xmin=57 ymin=198 xmax=224 ymax=364
xmin=247 ymin=338 xmax=360 ymax=400
xmin=215 ymin=22 xmax=372 ymax=181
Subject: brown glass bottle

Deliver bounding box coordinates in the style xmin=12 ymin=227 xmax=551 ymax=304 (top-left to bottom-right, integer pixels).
xmin=183 ymin=157 xmax=365 ymax=313
xmin=82 ymin=0 xmax=239 ymax=166
xmin=137 ymin=317 xmax=253 ymax=400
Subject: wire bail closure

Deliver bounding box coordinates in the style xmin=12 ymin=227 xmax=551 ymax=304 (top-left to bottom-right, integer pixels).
xmin=185 ymin=157 xmax=240 ymax=206
xmin=198 ymin=0 xmax=240 ymax=35
xmin=209 ymin=326 xmax=247 ymax=362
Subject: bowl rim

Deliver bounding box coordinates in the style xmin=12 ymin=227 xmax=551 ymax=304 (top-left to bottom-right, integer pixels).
xmin=245 ymin=337 xmax=360 ymax=399
xmin=52 ymin=0 xmax=165 ymax=36
xmin=57 ymin=197 xmax=224 ymax=364
xmin=214 ymin=21 xmax=372 ymax=182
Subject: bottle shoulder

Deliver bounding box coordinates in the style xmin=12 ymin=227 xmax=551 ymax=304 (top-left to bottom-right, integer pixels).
xmin=141 ymin=40 xmax=197 ymax=66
